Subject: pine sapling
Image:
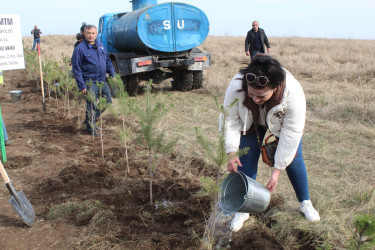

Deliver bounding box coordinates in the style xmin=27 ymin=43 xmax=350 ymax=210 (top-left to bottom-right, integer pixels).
xmin=132 ymin=80 xmax=178 ymax=204
xmin=108 ymin=75 xmax=133 ymax=173
xmin=85 ymin=80 xmax=96 ymax=140
xmin=43 ymin=57 xmax=59 ymax=103
xmin=24 ymin=48 xmax=39 ymax=83
xmin=96 ymin=81 xmax=112 ymax=157
xmin=59 ymin=61 xmax=77 ymax=118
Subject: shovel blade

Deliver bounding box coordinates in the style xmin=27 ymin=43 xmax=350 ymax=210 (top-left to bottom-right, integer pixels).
xmin=9 ymin=190 xmax=36 ymax=227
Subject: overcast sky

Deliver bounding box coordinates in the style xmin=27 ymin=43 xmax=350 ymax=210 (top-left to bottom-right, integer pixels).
xmin=2 ymin=0 xmax=375 ymax=39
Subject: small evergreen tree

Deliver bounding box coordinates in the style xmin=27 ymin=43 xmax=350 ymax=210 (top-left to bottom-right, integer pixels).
xmin=24 ymin=48 xmax=39 ymax=83
xmin=96 ymin=81 xmax=112 ymax=157
xmin=59 ymin=58 xmax=77 ymax=118
xmin=85 ymin=80 xmax=96 ymax=140
xmin=61 ymin=54 xmax=85 ymax=125
xmin=132 ymin=80 xmax=178 ymax=204
xmin=108 ymin=75 xmax=134 ymax=173
xmin=42 ymin=57 xmax=59 ymax=103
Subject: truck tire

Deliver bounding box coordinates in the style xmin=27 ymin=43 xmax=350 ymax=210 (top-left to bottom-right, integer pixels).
xmin=173 ymin=69 xmax=193 ymax=92
xmin=121 ymin=75 xmax=138 ymax=96
xmin=111 ymin=60 xmax=119 ymax=73
xmin=192 ymin=70 xmax=203 ymax=89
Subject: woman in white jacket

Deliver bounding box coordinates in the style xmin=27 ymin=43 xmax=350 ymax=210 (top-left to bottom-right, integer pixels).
xmin=222 ymin=55 xmax=320 ymax=232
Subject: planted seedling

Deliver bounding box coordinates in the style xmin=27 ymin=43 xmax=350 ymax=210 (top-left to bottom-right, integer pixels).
xmin=132 ymin=80 xmax=178 ymax=204
xmin=108 ymin=75 xmax=134 ymax=173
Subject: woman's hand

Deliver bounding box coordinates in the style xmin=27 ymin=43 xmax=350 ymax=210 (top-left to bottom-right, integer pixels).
xmin=227 ymin=152 xmax=242 ymax=173
xmin=266 ymin=168 xmax=281 ymax=192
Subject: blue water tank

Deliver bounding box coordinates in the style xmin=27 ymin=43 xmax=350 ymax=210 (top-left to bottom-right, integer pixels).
xmin=111 ymin=2 xmax=209 ymax=53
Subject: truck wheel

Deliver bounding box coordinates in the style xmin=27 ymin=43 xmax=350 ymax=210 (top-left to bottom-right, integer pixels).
xmin=121 ymin=75 xmax=138 ymax=96
xmin=171 ymin=79 xmax=178 ymax=90
xmin=192 ymin=70 xmax=203 ymax=89
xmin=111 ymin=60 xmax=119 ymax=73
xmin=173 ymin=69 xmax=193 ymax=91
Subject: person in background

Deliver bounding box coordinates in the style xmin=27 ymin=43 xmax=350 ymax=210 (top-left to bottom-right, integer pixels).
xmin=221 ymin=54 xmax=320 ymax=232
xmin=245 ymin=21 xmax=271 ymax=60
xmin=75 ymin=33 xmax=85 ymax=48
xmin=1 ymin=118 xmax=11 ymax=146
xmin=71 ymin=24 xmax=115 ymax=137
xmin=31 ymin=25 xmax=42 ymax=51
xmin=74 ymin=24 xmax=86 ymax=48
xmin=69 ymin=33 xmax=85 ymax=66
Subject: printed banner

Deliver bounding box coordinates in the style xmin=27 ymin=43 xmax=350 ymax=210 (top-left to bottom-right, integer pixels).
xmin=0 ymin=14 xmax=25 ymax=71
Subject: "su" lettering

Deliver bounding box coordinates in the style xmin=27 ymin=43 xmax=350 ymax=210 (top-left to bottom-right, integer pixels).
xmin=163 ymin=20 xmax=185 ymax=30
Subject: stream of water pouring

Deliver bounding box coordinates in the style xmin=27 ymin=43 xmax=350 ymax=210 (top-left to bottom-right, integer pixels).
xmin=201 ymin=202 xmax=234 ymax=249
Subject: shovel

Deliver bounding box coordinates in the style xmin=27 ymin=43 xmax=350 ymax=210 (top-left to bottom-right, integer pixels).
xmin=0 ymin=161 xmax=36 ymax=227
xmin=37 ymin=44 xmax=46 ymax=112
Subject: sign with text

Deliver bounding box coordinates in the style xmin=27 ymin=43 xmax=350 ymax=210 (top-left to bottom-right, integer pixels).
xmin=0 ymin=14 xmax=25 ymax=71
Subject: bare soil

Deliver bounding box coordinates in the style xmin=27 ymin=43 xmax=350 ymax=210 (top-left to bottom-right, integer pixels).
xmin=0 ymin=69 xmax=284 ymax=249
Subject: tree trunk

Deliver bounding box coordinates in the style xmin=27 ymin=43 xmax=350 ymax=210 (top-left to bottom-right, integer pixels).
xmin=148 ymin=148 xmax=153 ymax=205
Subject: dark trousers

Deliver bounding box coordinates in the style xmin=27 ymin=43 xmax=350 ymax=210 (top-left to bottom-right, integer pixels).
xmin=239 ymin=126 xmax=310 ymax=202
xmin=85 ymin=81 xmax=112 ymax=133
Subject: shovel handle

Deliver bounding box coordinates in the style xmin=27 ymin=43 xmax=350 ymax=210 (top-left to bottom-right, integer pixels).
xmin=0 ymin=160 xmax=10 ymax=184
xmin=38 ymin=44 xmax=45 ymax=101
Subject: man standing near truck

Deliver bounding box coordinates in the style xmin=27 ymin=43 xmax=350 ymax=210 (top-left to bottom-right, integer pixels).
xmin=245 ymin=20 xmax=271 ymax=60
xmin=72 ymin=24 xmax=115 ymax=137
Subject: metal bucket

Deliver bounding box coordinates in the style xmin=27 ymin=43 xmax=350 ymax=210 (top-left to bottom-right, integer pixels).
xmin=9 ymin=90 xmax=22 ymax=102
xmin=219 ymin=171 xmax=270 ymax=215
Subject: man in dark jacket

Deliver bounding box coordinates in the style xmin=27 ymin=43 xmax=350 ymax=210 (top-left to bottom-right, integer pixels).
xmin=72 ymin=24 xmax=115 ymax=137
xmin=31 ymin=25 xmax=42 ymax=51
xmin=245 ymin=21 xmax=271 ymax=59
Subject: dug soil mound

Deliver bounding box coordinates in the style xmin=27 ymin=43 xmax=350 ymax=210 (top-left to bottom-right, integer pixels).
xmin=0 ymin=69 xmax=283 ymax=249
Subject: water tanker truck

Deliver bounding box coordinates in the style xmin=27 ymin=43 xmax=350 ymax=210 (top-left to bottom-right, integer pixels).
xmin=97 ymin=0 xmax=211 ymax=95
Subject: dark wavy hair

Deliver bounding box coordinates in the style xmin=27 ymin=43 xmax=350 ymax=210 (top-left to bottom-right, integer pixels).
xmin=239 ymin=54 xmax=285 ymax=91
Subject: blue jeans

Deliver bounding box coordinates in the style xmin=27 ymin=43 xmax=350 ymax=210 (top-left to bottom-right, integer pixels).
xmin=1 ymin=118 xmax=8 ymax=141
xmin=239 ymin=126 xmax=310 ymax=202
xmin=250 ymin=50 xmax=260 ymax=59
xmin=32 ymin=38 xmax=40 ymax=51
xmin=85 ymin=81 xmax=112 ymax=133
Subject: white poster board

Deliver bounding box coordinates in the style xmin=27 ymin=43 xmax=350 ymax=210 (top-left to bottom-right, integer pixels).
xmin=0 ymin=14 xmax=25 ymax=71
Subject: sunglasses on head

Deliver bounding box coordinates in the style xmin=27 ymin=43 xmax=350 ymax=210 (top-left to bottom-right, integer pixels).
xmin=245 ymin=73 xmax=269 ymax=86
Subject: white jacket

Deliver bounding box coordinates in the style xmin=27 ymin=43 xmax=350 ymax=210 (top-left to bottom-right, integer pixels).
xmin=220 ymin=69 xmax=306 ymax=170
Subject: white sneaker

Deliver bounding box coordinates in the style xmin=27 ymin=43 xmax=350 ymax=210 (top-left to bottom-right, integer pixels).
xmin=299 ymin=200 xmax=320 ymax=222
xmin=230 ymin=212 xmax=250 ymax=232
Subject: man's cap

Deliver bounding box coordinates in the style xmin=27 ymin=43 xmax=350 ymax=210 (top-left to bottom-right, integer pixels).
xmin=76 ymin=33 xmax=84 ymax=40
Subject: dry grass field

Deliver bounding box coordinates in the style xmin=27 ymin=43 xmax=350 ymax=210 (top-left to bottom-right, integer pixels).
xmin=9 ymin=34 xmax=375 ymax=249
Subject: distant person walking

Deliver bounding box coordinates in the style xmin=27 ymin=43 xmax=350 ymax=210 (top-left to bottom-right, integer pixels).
xmin=71 ymin=24 xmax=115 ymax=137
xmin=245 ymin=21 xmax=271 ymax=59
xmin=31 ymin=25 xmax=42 ymax=51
